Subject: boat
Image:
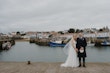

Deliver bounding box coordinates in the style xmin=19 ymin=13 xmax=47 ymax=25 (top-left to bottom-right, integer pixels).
xmin=49 ymin=40 xmax=66 ymax=47
xmin=101 ymin=41 xmax=110 ymax=46
xmin=95 ymin=36 xmax=110 ymax=46
xmin=2 ymin=41 xmax=11 ymax=50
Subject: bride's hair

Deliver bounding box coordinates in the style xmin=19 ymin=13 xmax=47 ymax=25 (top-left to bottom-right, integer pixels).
xmin=73 ymin=34 xmax=78 ymax=40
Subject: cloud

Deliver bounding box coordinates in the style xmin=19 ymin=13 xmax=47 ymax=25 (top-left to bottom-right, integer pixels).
xmin=0 ymin=0 xmax=110 ymax=33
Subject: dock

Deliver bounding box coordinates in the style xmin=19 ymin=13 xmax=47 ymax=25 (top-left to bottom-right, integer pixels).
xmin=0 ymin=62 xmax=110 ymax=73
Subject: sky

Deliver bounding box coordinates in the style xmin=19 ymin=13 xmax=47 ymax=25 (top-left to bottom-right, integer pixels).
xmin=0 ymin=0 xmax=110 ymax=33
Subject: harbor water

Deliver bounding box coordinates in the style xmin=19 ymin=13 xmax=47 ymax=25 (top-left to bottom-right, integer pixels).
xmin=0 ymin=41 xmax=110 ymax=62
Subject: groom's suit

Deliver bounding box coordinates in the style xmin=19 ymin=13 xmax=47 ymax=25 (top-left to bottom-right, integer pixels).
xmin=76 ymin=37 xmax=87 ymax=57
xmin=76 ymin=37 xmax=87 ymax=67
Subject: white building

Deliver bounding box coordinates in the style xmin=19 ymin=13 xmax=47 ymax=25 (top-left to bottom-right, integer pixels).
xmin=84 ymin=32 xmax=110 ymax=38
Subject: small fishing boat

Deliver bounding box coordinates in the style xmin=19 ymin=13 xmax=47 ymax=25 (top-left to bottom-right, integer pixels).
xmin=49 ymin=40 xmax=66 ymax=47
xmin=2 ymin=41 xmax=11 ymax=50
xmin=101 ymin=41 xmax=110 ymax=46
xmin=95 ymin=36 xmax=110 ymax=46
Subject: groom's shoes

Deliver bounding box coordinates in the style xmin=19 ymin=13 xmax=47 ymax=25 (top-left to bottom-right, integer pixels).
xmin=83 ymin=65 xmax=86 ymax=67
xmin=78 ymin=64 xmax=86 ymax=67
xmin=78 ymin=65 xmax=81 ymax=67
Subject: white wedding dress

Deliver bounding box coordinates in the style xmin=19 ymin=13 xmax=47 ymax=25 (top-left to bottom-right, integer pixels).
xmin=61 ymin=38 xmax=79 ymax=67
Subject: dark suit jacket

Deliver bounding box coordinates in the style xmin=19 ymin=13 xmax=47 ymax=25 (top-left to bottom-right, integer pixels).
xmin=76 ymin=37 xmax=87 ymax=57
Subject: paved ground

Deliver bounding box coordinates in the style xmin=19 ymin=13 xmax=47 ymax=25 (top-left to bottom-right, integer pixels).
xmin=0 ymin=62 xmax=110 ymax=73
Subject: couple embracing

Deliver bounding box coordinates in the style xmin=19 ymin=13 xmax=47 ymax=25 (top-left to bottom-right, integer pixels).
xmin=61 ymin=33 xmax=87 ymax=67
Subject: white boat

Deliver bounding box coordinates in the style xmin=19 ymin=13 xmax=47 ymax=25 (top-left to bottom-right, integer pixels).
xmin=101 ymin=41 xmax=110 ymax=46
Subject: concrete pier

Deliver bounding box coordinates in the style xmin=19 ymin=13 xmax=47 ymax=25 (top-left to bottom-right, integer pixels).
xmin=0 ymin=62 xmax=110 ymax=73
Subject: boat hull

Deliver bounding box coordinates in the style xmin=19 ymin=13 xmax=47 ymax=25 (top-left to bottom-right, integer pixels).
xmin=101 ymin=43 xmax=110 ymax=46
xmin=49 ymin=42 xmax=66 ymax=47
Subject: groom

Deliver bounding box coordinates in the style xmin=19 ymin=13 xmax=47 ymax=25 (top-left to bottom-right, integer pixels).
xmin=76 ymin=33 xmax=87 ymax=67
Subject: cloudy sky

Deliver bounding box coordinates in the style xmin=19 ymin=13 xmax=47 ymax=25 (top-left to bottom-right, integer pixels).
xmin=0 ymin=0 xmax=110 ymax=33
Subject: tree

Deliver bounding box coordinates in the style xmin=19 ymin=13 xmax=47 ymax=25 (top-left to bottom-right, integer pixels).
xmin=58 ymin=31 xmax=64 ymax=34
xmin=99 ymin=29 xmax=103 ymax=32
xmin=16 ymin=31 xmax=20 ymax=35
xmin=68 ymin=28 xmax=75 ymax=33
xmin=76 ymin=29 xmax=80 ymax=33
xmin=80 ymin=30 xmax=83 ymax=32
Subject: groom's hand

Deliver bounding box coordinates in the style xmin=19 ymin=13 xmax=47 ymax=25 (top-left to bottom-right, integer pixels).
xmin=75 ymin=48 xmax=78 ymax=52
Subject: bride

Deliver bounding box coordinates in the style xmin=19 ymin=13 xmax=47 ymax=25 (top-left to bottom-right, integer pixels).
xmin=61 ymin=34 xmax=79 ymax=67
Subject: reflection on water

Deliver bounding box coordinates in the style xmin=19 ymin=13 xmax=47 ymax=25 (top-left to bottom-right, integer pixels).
xmin=0 ymin=41 xmax=110 ymax=62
